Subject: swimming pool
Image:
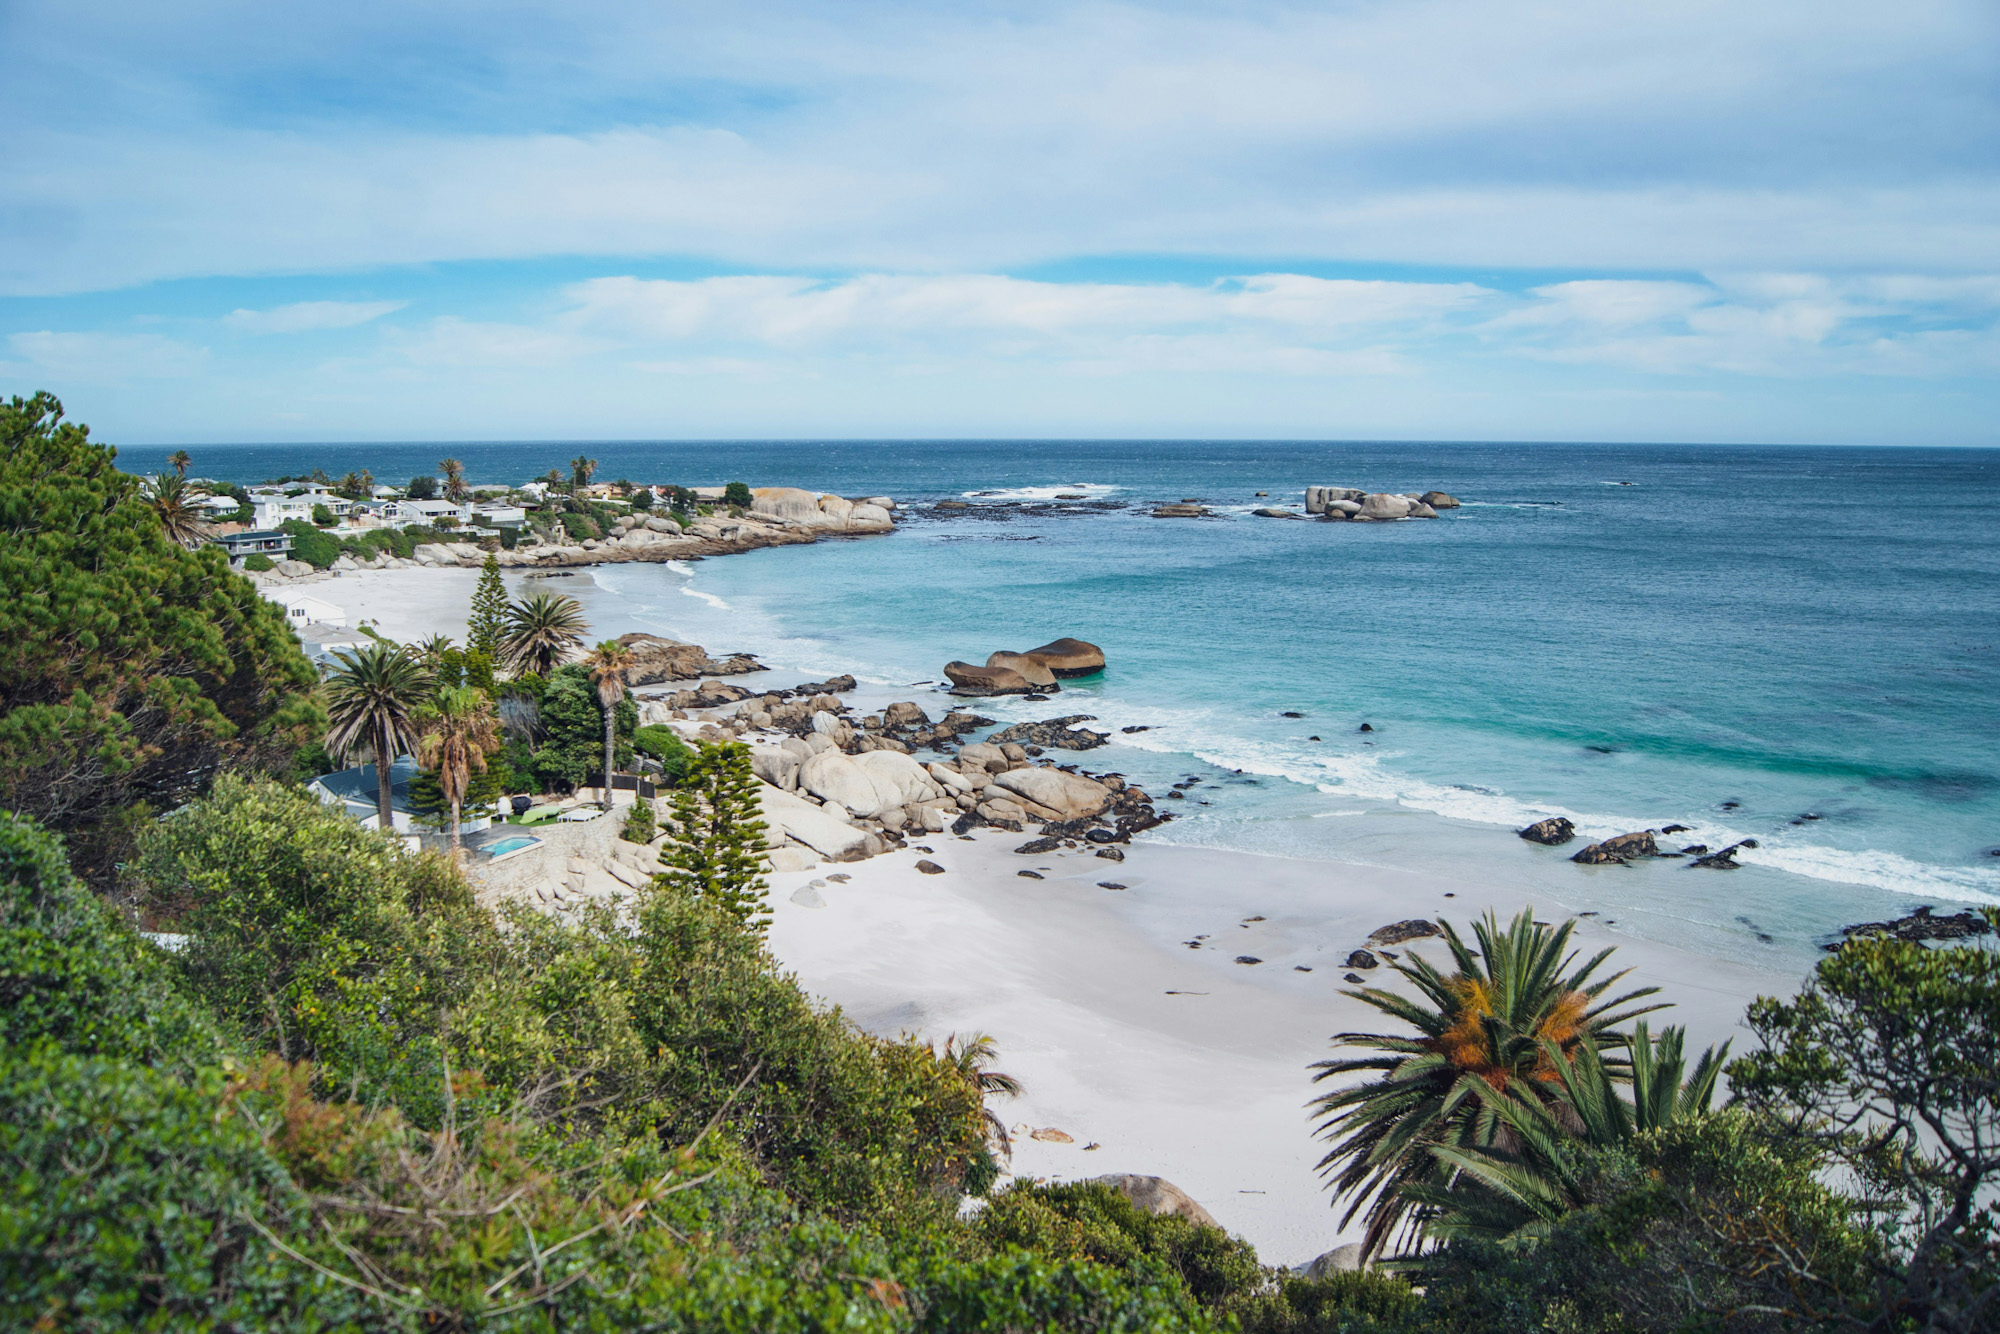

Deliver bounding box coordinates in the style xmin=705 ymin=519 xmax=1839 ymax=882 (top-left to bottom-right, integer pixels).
xmin=484 ymin=834 xmax=544 ymax=862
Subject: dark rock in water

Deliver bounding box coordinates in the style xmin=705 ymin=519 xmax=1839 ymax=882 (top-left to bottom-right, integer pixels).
xmin=915 ymin=860 xmax=945 ymax=875
xmin=1358 ymin=722 xmax=1374 ymax=732
xmin=1344 ymin=973 xmax=1366 ymax=984
xmin=1829 ymin=906 xmax=1994 ymax=950
xmin=936 ymin=500 xmax=969 ymax=509
xmin=1166 ymin=790 xmax=1185 ymax=799
xmin=1689 ymin=841 xmax=1754 ymax=869
xmin=1519 ymin=817 xmax=1577 ymax=846
xmin=1572 ymin=831 xmax=1658 ymax=864
xmin=1344 ymin=949 xmax=1379 ymax=969
xmin=1014 ymin=837 xmax=1062 ymax=855
xmin=1282 ymin=711 xmax=1305 ymax=718
xmin=1121 ymin=724 xmax=1151 ymax=733
xmin=987 ymin=715 xmax=1110 ymax=750
xmin=1095 ymin=846 xmax=1125 ymax=861
xmin=1017 ymin=870 xmax=1043 ymax=879
xmin=1660 ymin=824 xmax=1691 ymax=834
xmin=1367 ymin=920 xmax=1441 ymax=946
xmin=1420 ymin=491 xmax=1462 ymax=509
xmin=1681 ymin=844 xmax=1710 ymax=855
xmin=1720 ymin=800 xmax=1740 ymax=810
xmin=1085 ymin=827 xmax=1119 ymax=843
xmin=1294 ymin=965 xmax=1312 ymax=972
xmin=1235 ymin=956 xmax=1262 ymax=965
xmin=1153 ymin=503 xmax=1207 ymax=517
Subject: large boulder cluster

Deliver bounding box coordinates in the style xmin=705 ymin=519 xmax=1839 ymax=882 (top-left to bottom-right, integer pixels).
xmin=749 ymin=487 xmax=895 ymax=533
xmin=943 ymin=638 xmax=1106 ymax=695
xmin=1303 ymin=487 xmax=1460 ymax=521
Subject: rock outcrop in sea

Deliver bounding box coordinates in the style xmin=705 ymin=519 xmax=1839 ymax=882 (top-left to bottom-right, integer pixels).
xmin=944 ymin=638 xmax=1105 ymax=694
xmin=1304 ymin=486 xmax=1459 ymax=521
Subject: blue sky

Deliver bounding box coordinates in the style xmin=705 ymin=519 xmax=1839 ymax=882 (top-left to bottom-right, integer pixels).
xmin=3 ymin=0 xmax=1998 ymax=444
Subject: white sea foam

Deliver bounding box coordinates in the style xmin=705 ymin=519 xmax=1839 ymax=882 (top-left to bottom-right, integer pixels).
xmin=680 ymin=587 xmax=730 ymax=610
xmin=1090 ymin=709 xmax=2000 ymax=906
xmin=960 ymin=483 xmax=1122 ymax=501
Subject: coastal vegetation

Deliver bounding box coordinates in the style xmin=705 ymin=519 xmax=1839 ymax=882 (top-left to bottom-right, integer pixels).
xmin=0 ymin=393 xmax=1994 ymax=1331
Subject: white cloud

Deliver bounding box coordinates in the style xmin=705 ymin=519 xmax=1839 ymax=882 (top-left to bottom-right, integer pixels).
xmin=224 ymin=299 xmax=406 ymax=333
xmin=5 ymin=330 xmax=207 ymax=381
xmin=3 ymin=1 xmax=1998 ymax=293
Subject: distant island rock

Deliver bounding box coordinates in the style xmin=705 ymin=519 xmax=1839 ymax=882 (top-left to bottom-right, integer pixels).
xmin=1304 ymin=486 xmax=1459 ymax=521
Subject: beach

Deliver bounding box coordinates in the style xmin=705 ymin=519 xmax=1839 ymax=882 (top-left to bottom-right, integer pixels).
xmin=761 ymin=831 xmax=1797 ymax=1268
xmin=312 ymin=561 xmax=1801 ymax=1264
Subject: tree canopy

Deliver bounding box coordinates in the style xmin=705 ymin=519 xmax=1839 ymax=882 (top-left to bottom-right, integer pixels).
xmin=0 ymin=393 xmax=321 ymax=886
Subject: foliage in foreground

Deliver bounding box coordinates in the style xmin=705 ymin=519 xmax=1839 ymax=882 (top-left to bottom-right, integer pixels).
xmin=0 ymin=393 xmax=321 ymax=888
xmin=4 ymin=796 xmax=1254 ymax=1331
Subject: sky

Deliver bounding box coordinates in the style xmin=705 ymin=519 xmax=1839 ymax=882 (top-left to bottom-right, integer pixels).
xmin=2 ymin=0 xmax=1998 ymax=445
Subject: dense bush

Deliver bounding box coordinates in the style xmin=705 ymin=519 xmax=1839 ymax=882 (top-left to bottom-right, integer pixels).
xmin=0 ymin=393 xmax=321 ymax=886
xmin=530 ymin=663 xmax=633 ymax=791
xmin=243 ymin=551 xmax=276 ymax=571
xmin=635 ymin=721 xmax=696 ymax=783
xmin=972 ymin=1181 xmax=1264 ymax=1311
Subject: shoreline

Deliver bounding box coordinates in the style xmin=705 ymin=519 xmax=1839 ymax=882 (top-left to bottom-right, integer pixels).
xmin=312 ymin=562 xmax=1817 ymax=1265
xmin=761 ymin=832 xmax=1800 ymax=1267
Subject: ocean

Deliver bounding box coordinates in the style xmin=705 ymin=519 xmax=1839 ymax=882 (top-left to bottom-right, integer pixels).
xmin=126 ymin=438 xmax=2000 ymax=970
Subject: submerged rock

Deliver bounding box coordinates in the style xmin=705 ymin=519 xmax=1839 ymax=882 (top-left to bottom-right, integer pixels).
xmin=1830 ymin=905 xmax=1993 ymax=949
xmin=1572 ymin=831 xmax=1659 ymax=864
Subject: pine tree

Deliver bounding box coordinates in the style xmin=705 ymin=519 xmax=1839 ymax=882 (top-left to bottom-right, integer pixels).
xmin=656 ymin=741 xmax=770 ymax=934
xmin=468 ymin=554 xmax=508 ymax=658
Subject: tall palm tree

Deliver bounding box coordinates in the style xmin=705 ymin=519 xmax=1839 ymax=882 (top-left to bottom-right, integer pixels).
xmin=439 ymin=457 xmax=470 ymax=503
xmin=323 ymin=643 xmax=435 ymax=831
xmin=936 ymin=1032 xmax=1025 ymax=1160
xmin=583 ymin=639 xmax=634 ymax=808
xmin=500 ymin=591 xmax=588 ymax=677
xmin=570 ymin=455 xmax=597 ymax=493
xmin=142 ymin=473 xmax=215 ymax=549
xmin=416 ymin=685 xmax=501 ymax=853
xmin=1408 ymin=1021 xmax=1728 ymax=1248
xmin=1309 ymin=909 xmax=1669 ymax=1260
xmin=167 ymin=449 xmax=192 ymax=477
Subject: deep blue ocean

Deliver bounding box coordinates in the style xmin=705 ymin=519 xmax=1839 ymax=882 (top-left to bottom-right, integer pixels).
xmin=124 ymin=438 xmax=2000 ymax=968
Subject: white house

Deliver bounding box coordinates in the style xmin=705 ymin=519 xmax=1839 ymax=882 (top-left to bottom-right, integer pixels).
xmin=251 ymin=493 xmax=317 ymax=528
xmin=268 ymin=589 xmax=348 ymax=629
xmin=406 ymin=498 xmax=473 ymax=526
xmin=470 ymin=503 xmax=527 ymax=527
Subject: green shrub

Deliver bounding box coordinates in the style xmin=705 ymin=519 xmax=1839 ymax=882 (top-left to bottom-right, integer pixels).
xmin=972 ymin=1181 xmax=1265 ymax=1312
xmin=0 ymin=810 xmax=223 ymax=1068
xmin=530 ymin=663 xmax=633 ymax=791
xmin=242 ymin=551 xmax=276 ymax=571
xmin=278 ymin=518 xmax=341 ymax=568
xmin=1232 ymin=1270 xmax=1421 ymax=1334
xmin=724 ymin=481 xmax=753 ymax=508
xmin=622 ymin=798 xmax=657 ymax=843
xmin=0 ymin=1048 xmax=332 ymax=1331
xmin=560 ymin=510 xmax=600 ymax=541
xmin=131 ymin=774 xmax=489 ymax=1103
xmin=311 ymin=502 xmax=335 ymax=526
xmin=635 ymin=721 xmax=695 ymax=783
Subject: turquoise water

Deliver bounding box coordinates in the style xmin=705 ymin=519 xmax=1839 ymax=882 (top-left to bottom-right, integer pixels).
xmin=485 ymin=834 xmax=542 ymax=857
xmin=132 ymin=439 xmax=2000 ymax=967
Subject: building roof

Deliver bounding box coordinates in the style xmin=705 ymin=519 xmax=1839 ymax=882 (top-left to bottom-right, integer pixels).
xmin=216 ymin=528 xmax=292 ymax=545
xmin=312 ymin=758 xmax=419 ymax=814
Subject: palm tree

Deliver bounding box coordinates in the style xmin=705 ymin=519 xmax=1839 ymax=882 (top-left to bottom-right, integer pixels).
xmin=142 ymin=473 xmax=215 ymax=549
xmin=414 ymin=633 xmax=455 ymax=667
xmin=570 ymin=455 xmax=597 ymax=493
xmin=439 ymin=457 xmax=470 ymax=503
xmin=1408 ymin=1021 xmax=1728 ymax=1248
xmin=936 ymin=1032 xmax=1025 ymax=1160
xmin=416 ymin=685 xmax=501 ymax=853
xmin=583 ymin=639 xmax=634 ymax=809
xmin=323 ymin=643 xmax=435 ymax=831
xmin=500 ymin=591 xmax=589 ymax=676
xmin=1309 ymin=909 xmax=1669 ymax=1260
xmin=167 ymin=449 xmax=192 ymax=477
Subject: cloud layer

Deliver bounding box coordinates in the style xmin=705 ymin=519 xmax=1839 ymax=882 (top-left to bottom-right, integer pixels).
xmin=0 ymin=0 xmax=1995 ymax=440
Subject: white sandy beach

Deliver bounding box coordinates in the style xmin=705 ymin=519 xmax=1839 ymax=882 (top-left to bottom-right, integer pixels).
xmin=763 ymin=833 xmax=1801 ymax=1268
xmin=306 ymin=565 xmax=1805 ymax=1268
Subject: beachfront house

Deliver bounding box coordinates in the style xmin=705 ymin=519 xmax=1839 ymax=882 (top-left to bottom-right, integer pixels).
xmin=470 ymin=502 xmax=527 ymax=528
xmin=309 ymin=757 xmax=497 ymax=836
xmin=406 ymin=498 xmax=474 ymax=527
xmin=212 ymin=529 xmax=292 ymax=566
xmin=267 ymin=588 xmax=348 ymax=629
xmin=249 ymin=491 xmax=317 ymax=528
